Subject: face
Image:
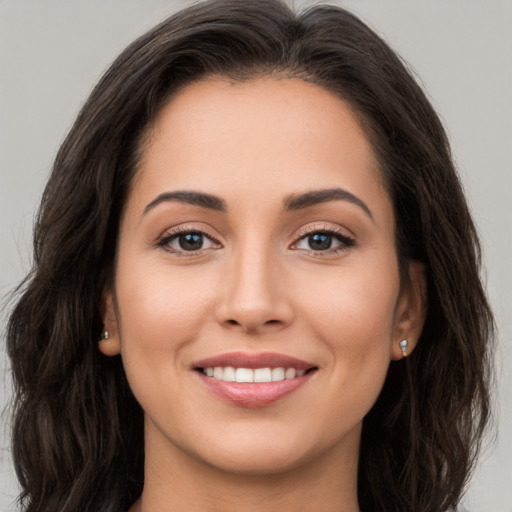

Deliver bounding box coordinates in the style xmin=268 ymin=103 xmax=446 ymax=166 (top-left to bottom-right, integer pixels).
xmin=102 ymin=77 xmax=425 ymax=476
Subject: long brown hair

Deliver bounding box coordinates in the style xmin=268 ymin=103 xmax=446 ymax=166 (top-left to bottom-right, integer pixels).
xmin=6 ymin=1 xmax=494 ymax=511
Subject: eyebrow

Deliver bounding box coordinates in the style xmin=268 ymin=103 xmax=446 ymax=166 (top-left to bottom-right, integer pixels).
xmin=143 ymin=187 xmax=373 ymax=220
xmin=283 ymin=188 xmax=374 ymax=220
xmin=143 ymin=191 xmax=227 ymax=215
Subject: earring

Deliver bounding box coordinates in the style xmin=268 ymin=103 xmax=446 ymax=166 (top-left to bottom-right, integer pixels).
xmin=399 ymin=339 xmax=409 ymax=357
xmin=100 ymin=330 xmax=110 ymax=341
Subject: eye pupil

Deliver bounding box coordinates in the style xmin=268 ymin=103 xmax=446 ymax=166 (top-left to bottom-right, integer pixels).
xmin=179 ymin=233 xmax=203 ymax=251
xmin=309 ymin=233 xmax=332 ymax=250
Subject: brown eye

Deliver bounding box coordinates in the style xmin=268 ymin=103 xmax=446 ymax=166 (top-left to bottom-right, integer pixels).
xmin=158 ymin=230 xmax=220 ymax=254
xmin=307 ymin=233 xmax=332 ymax=250
xmin=293 ymin=229 xmax=356 ymax=254
xmin=177 ymin=233 xmax=204 ymax=251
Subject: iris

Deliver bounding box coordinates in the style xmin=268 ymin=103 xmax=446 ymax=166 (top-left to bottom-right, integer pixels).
xmin=308 ymin=233 xmax=332 ymax=250
xmin=179 ymin=233 xmax=203 ymax=251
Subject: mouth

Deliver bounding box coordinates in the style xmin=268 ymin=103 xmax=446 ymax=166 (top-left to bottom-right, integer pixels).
xmin=192 ymin=352 xmax=318 ymax=407
xmin=196 ymin=366 xmax=317 ymax=382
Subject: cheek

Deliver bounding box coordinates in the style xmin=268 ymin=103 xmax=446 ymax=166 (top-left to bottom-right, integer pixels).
xmin=116 ymin=257 xmax=216 ymax=335
xmin=113 ymin=260 xmax=217 ymax=398
xmin=297 ymin=260 xmax=399 ymax=346
xmin=294 ymin=262 xmax=399 ymax=404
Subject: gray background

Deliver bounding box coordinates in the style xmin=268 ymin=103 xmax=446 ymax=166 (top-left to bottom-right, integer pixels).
xmin=1 ymin=1 xmax=511 ymax=510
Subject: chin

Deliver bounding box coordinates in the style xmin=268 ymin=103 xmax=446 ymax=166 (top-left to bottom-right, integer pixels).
xmin=184 ymin=424 xmax=337 ymax=476
xmin=203 ymin=445 xmax=310 ymax=476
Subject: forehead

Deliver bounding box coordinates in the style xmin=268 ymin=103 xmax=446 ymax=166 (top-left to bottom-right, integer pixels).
xmin=129 ymin=77 xmax=391 ymax=224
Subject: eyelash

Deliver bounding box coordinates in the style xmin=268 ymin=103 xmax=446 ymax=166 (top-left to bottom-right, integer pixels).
xmin=156 ymin=225 xmax=356 ymax=257
xmin=292 ymin=226 xmax=356 ymax=255
xmin=156 ymin=226 xmax=221 ymax=257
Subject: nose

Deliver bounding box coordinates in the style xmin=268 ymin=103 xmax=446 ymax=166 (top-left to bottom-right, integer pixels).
xmin=215 ymin=243 xmax=294 ymax=334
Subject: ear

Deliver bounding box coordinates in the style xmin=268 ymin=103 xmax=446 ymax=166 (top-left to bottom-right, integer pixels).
xmin=391 ymin=261 xmax=427 ymax=360
xmin=98 ymin=288 xmax=121 ymax=357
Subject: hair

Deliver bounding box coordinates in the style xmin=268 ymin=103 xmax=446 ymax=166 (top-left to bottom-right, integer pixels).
xmin=6 ymin=1 xmax=494 ymax=511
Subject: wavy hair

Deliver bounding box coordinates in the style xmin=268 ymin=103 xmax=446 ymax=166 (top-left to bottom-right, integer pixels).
xmin=6 ymin=1 xmax=494 ymax=511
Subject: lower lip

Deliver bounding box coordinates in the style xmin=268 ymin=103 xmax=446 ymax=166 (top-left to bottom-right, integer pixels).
xmin=195 ymin=370 xmax=316 ymax=408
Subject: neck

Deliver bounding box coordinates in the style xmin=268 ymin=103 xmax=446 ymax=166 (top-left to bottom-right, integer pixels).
xmin=131 ymin=421 xmax=362 ymax=512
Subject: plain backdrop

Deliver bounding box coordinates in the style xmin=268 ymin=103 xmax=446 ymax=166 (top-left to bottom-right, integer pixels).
xmin=1 ymin=1 xmax=511 ymax=510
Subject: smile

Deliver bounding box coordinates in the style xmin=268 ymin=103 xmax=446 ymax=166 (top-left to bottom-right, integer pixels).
xmin=201 ymin=366 xmax=309 ymax=382
xmin=192 ymin=352 xmax=318 ymax=407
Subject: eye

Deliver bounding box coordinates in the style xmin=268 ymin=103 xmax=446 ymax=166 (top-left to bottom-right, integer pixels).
xmin=292 ymin=228 xmax=355 ymax=254
xmin=157 ymin=229 xmax=220 ymax=254
xmin=299 ymin=233 xmax=335 ymax=251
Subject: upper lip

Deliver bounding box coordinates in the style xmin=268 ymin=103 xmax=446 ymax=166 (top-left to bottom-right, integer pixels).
xmin=192 ymin=351 xmax=317 ymax=371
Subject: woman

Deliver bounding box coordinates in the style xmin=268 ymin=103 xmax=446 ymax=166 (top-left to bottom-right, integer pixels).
xmin=6 ymin=0 xmax=494 ymax=511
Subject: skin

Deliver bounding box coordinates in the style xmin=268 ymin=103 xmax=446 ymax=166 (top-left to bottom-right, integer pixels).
xmin=101 ymin=77 xmax=426 ymax=512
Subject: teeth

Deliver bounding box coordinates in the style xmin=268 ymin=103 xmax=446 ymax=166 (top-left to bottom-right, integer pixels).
xmin=272 ymin=367 xmax=285 ymax=381
xmin=254 ymin=368 xmax=272 ymax=382
xmin=235 ymin=368 xmax=253 ymax=383
xmin=285 ymin=368 xmax=296 ymax=379
xmin=203 ymin=366 xmax=310 ymax=382
xmin=223 ymin=366 xmax=236 ymax=381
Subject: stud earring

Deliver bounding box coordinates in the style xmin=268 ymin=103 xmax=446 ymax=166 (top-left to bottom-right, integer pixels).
xmin=100 ymin=330 xmax=110 ymax=341
xmin=399 ymin=339 xmax=409 ymax=357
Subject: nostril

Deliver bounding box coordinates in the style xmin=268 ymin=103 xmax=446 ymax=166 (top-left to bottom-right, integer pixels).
xmin=221 ymin=316 xmax=287 ymax=332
